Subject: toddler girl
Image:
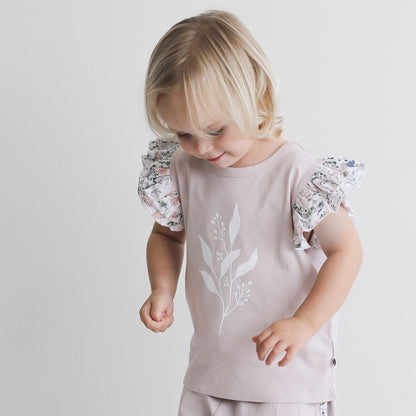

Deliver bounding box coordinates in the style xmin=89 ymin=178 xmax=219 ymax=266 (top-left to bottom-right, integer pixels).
xmin=138 ymin=10 xmax=365 ymax=416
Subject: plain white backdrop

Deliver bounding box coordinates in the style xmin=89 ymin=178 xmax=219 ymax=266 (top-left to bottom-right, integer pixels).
xmin=1 ymin=0 xmax=415 ymax=415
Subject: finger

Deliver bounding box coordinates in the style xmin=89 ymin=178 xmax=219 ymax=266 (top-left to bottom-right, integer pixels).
xmin=139 ymin=302 xmax=153 ymax=326
xmin=251 ymin=333 xmax=264 ymax=343
xmin=159 ymin=313 xmax=175 ymax=332
xmin=142 ymin=310 xmax=165 ymax=331
xmin=143 ymin=317 xmax=165 ymax=332
xmin=254 ymin=330 xmax=273 ymax=359
xmin=265 ymin=342 xmax=288 ymax=366
xmin=278 ymin=347 xmax=296 ymax=367
xmin=256 ymin=333 xmax=279 ymax=361
xmin=140 ymin=302 xmax=167 ymax=332
xmin=150 ymin=300 xmax=172 ymax=322
xmin=253 ymin=328 xmax=272 ymax=346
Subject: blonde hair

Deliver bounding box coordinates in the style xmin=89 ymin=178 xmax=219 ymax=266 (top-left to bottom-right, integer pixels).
xmin=145 ymin=10 xmax=283 ymax=140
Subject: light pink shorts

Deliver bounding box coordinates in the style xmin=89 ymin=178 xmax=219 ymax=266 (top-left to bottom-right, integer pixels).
xmin=178 ymin=388 xmax=336 ymax=416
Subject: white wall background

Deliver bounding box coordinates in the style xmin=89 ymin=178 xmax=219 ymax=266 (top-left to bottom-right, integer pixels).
xmin=1 ymin=0 xmax=415 ymax=415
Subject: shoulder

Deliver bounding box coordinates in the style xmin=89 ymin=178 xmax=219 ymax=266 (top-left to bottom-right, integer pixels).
xmin=282 ymin=141 xmax=315 ymax=164
xmin=276 ymin=141 xmax=320 ymax=191
xmin=272 ymin=141 xmax=318 ymax=174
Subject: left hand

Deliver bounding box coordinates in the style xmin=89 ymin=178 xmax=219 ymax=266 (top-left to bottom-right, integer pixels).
xmin=252 ymin=317 xmax=314 ymax=367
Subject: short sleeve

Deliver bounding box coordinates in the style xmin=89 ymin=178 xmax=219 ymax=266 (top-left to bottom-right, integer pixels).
xmin=138 ymin=138 xmax=184 ymax=231
xmin=292 ymin=157 xmax=366 ymax=250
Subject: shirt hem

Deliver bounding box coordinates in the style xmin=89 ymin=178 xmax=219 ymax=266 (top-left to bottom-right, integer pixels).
xmin=183 ymin=380 xmax=336 ymax=404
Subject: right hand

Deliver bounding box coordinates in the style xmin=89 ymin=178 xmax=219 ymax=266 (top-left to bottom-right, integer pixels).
xmin=139 ymin=289 xmax=174 ymax=332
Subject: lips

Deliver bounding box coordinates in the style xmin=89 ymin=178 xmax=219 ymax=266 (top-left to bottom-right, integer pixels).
xmin=207 ymin=153 xmax=225 ymax=162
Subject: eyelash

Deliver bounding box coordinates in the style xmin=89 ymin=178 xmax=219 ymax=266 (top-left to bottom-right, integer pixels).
xmin=177 ymin=133 xmax=190 ymax=138
xmin=177 ymin=128 xmax=225 ymax=139
xmin=209 ymin=127 xmax=225 ymax=137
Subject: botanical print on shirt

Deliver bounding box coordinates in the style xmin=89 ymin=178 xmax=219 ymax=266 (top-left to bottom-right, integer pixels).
xmin=198 ymin=203 xmax=258 ymax=335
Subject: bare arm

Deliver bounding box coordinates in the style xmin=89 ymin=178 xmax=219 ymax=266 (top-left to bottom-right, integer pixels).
xmin=139 ymin=222 xmax=186 ymax=333
xmin=293 ymin=207 xmax=363 ymax=334
xmin=253 ymin=207 xmax=363 ymax=366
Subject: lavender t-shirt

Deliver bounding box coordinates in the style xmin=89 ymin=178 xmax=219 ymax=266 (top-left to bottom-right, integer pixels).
xmin=170 ymin=142 xmax=337 ymax=403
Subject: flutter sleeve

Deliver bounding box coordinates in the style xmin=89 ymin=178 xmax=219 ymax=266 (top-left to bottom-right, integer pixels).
xmin=292 ymin=157 xmax=366 ymax=250
xmin=138 ymin=138 xmax=184 ymax=231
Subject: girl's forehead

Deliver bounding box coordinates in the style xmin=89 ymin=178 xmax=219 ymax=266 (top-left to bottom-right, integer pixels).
xmin=158 ymin=91 xmax=225 ymax=131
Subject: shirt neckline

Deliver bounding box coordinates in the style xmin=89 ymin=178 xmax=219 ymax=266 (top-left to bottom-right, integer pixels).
xmin=203 ymin=141 xmax=297 ymax=177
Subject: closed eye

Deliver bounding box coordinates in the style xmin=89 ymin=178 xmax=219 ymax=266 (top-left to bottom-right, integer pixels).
xmin=208 ymin=127 xmax=225 ymax=137
xmin=177 ymin=132 xmax=190 ymax=139
xmin=176 ymin=127 xmax=225 ymax=139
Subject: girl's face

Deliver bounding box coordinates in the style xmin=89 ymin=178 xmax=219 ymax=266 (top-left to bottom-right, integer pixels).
xmin=157 ymin=92 xmax=262 ymax=168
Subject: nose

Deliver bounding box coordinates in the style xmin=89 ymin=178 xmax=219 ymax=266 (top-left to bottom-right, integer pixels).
xmin=194 ymin=137 xmax=214 ymax=156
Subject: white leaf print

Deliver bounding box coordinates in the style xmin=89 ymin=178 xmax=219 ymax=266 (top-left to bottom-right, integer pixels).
xmin=220 ymin=249 xmax=241 ymax=278
xmin=199 ymin=235 xmax=214 ymax=273
xmin=229 ymin=204 xmax=240 ymax=247
xmin=199 ymin=205 xmax=259 ymax=335
xmin=235 ymin=248 xmax=258 ymax=278
xmin=199 ymin=271 xmax=220 ymax=296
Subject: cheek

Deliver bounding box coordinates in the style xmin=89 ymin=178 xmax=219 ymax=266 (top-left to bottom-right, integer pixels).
xmin=222 ymin=133 xmax=243 ymax=151
xmin=178 ymin=139 xmax=194 ymax=154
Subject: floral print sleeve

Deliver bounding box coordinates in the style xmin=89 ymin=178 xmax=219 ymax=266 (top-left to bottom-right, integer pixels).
xmin=292 ymin=157 xmax=366 ymax=250
xmin=138 ymin=138 xmax=184 ymax=231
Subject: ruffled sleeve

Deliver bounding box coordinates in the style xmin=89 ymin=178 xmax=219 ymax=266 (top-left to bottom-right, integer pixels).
xmin=138 ymin=138 xmax=184 ymax=231
xmin=292 ymin=157 xmax=366 ymax=250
